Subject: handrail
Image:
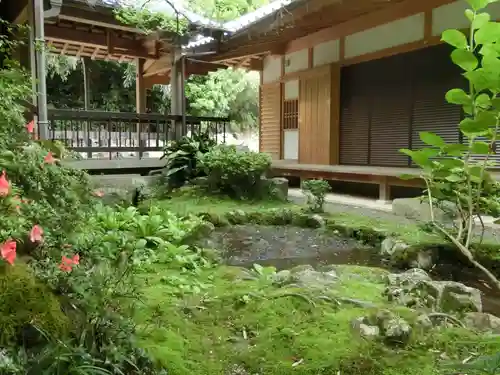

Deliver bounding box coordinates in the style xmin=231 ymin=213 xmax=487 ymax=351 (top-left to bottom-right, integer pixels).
xmin=47 ymin=109 xmax=230 ymax=123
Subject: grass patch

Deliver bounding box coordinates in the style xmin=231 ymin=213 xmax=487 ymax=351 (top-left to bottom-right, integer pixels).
xmin=134 ymin=264 xmax=500 ymax=375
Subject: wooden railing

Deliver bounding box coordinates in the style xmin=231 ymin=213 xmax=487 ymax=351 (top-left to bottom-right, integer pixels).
xmin=44 ymin=109 xmax=229 ymax=159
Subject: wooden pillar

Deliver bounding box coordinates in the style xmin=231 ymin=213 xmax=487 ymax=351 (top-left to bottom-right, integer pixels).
xmin=378 ymin=177 xmax=391 ymax=203
xmin=170 ymin=48 xmax=184 ymax=140
xmin=136 ymin=58 xmax=146 ymax=158
xmin=136 ymin=58 xmax=146 ymax=114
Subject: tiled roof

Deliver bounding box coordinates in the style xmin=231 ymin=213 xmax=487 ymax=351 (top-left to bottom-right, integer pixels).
xmin=185 ymin=0 xmax=303 ymax=49
xmin=71 ymin=0 xmax=303 ymax=51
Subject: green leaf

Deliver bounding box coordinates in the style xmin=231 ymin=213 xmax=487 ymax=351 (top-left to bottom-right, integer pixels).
xmin=399 ymin=173 xmax=418 ymax=180
xmin=475 ymin=21 xmax=500 ymax=45
xmin=475 ymin=93 xmax=491 ymax=109
xmin=464 ymin=68 xmax=498 ymax=91
xmin=445 ymin=174 xmax=464 ymax=182
xmin=442 ymin=144 xmax=468 ymax=157
xmin=400 ymin=148 xmax=436 ymax=167
xmin=472 ymin=12 xmax=490 ymax=29
xmin=441 ymin=29 xmax=468 ymax=49
xmin=420 ymin=132 xmax=446 ymax=147
xmin=451 ymin=49 xmax=479 ymax=72
xmin=471 ymin=140 xmax=490 ymax=154
xmin=465 ymin=9 xmax=475 ymax=21
xmin=460 ymin=118 xmax=490 ymax=136
xmin=445 ymin=88 xmax=471 ymax=105
xmin=467 ymin=0 xmax=494 ymax=11
xmin=439 ymin=158 xmax=465 ymax=169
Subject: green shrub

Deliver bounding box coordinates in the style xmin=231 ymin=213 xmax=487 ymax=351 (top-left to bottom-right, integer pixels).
xmin=301 ymin=179 xmax=331 ymax=213
xmin=161 ymin=131 xmax=216 ymax=189
xmin=199 ymin=145 xmax=271 ymax=199
xmin=0 ymin=263 xmax=69 ymax=346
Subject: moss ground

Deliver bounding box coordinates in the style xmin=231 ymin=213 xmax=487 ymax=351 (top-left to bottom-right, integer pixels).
xmin=135 ymin=191 xmax=500 ymax=374
xmin=135 ymin=264 xmax=500 ymax=375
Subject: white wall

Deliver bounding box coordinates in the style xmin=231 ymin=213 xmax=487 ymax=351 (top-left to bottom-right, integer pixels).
xmin=283 ymin=130 xmax=298 ymax=160
xmin=284 ymin=79 xmax=299 ymax=100
xmin=284 ymin=48 xmax=308 ymax=74
xmin=262 ymin=55 xmax=281 ymax=83
xmin=313 ymin=39 xmax=340 ymax=67
xmin=432 ymin=0 xmax=500 ymax=36
xmin=345 ymin=13 xmax=425 ymax=59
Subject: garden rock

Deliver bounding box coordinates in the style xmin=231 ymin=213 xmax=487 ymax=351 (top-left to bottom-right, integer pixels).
xmin=292 ymin=213 xmax=325 ymax=228
xmin=383 ymin=317 xmax=412 ymax=345
xmin=352 ymin=310 xmax=412 ymax=345
xmin=270 ymin=177 xmax=289 ymax=200
xmin=351 ymin=317 xmax=380 ymax=339
xmin=288 ymin=265 xmax=338 ymax=289
xmin=380 ymin=237 xmax=409 ymax=257
xmin=409 ymin=249 xmax=435 ymax=271
xmin=392 ymin=197 xmax=457 ymax=223
xmin=463 ymin=312 xmax=500 ymax=333
xmin=384 ymin=269 xmax=482 ymax=313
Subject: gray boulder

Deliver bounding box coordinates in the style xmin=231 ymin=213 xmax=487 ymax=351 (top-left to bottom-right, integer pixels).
xmin=287 ymin=265 xmax=337 ymax=289
xmin=385 ymin=269 xmax=482 ymax=313
xmin=351 ymin=317 xmax=380 ymax=339
xmin=392 ymin=197 xmax=457 ymax=223
xmin=380 ymin=237 xmax=409 ymax=257
xmin=463 ymin=312 xmax=500 ymax=333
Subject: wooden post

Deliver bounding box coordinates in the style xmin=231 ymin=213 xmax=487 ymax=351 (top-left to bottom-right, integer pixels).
xmin=33 ymin=0 xmax=48 ymax=139
xmin=170 ymin=48 xmax=183 ymax=140
xmin=136 ymin=58 xmax=146 ymax=159
xmin=378 ymin=177 xmax=391 ymax=203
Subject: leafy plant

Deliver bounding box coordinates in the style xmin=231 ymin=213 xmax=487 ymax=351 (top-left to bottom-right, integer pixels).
xmin=400 ymin=0 xmax=500 ymax=290
xmin=199 ymin=145 xmax=271 ymax=199
xmin=160 ymin=131 xmax=216 ymax=189
xmin=301 ymin=179 xmax=331 ymax=213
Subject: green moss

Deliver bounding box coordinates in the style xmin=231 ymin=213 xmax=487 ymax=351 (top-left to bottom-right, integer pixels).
xmin=0 ymin=263 xmax=69 ymax=345
xmin=134 ymin=264 xmax=500 ymax=375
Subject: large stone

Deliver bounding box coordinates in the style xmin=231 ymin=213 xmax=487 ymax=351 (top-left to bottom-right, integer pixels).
xmin=383 ymin=317 xmax=412 ymax=345
xmin=385 ymin=271 xmax=483 ymax=313
xmin=260 ymin=177 xmax=289 ymax=200
xmin=288 ymin=267 xmax=338 ymax=289
xmin=439 ymin=282 xmax=482 ymax=313
xmin=385 ymin=268 xmax=432 ymax=287
xmin=351 ymin=317 xmax=380 ymax=339
xmin=380 ymin=237 xmax=409 ymax=257
xmin=392 ymin=197 xmax=457 ymax=223
xmin=463 ymin=312 xmax=500 ymax=333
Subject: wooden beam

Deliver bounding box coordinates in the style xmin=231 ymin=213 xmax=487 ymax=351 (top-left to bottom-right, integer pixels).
xmin=45 ymin=24 xmax=153 ymax=59
xmin=286 ymin=0 xmax=455 ymax=53
xmin=136 ymin=59 xmax=146 ymax=114
xmin=58 ymin=5 xmax=141 ymax=33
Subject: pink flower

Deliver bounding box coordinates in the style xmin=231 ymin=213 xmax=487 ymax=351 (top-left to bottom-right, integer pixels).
xmin=43 ymin=152 xmax=56 ymax=164
xmin=59 ymin=254 xmax=79 ymax=272
xmin=92 ymin=190 xmax=104 ymax=197
xmin=26 ymin=120 xmax=34 ymax=133
xmin=29 ymin=225 xmax=43 ymax=243
xmin=0 ymin=171 xmax=10 ymax=197
xmin=1 ymin=240 xmax=16 ymax=265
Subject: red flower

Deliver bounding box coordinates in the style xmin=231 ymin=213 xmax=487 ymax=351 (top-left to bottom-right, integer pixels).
xmin=26 ymin=120 xmax=34 ymax=133
xmin=0 ymin=240 xmax=16 ymax=265
xmin=44 ymin=152 xmax=56 ymax=164
xmin=29 ymin=225 xmax=43 ymax=243
xmin=59 ymin=254 xmax=79 ymax=272
xmin=0 ymin=170 xmax=10 ymax=197
xmin=92 ymin=190 xmax=104 ymax=197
